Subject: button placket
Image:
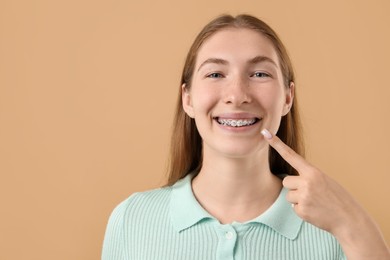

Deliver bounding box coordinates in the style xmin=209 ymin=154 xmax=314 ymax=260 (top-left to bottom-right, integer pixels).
xmin=225 ymin=231 xmax=234 ymax=240
xmin=216 ymin=225 xmax=237 ymax=260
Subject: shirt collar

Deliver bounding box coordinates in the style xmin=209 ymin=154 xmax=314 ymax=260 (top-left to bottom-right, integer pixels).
xmin=247 ymin=187 xmax=303 ymax=240
xmin=170 ymin=173 xmax=303 ymax=240
xmin=170 ymin=174 xmax=214 ymax=232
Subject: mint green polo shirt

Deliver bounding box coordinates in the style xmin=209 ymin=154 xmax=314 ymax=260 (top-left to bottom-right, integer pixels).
xmin=102 ymin=174 xmax=346 ymax=259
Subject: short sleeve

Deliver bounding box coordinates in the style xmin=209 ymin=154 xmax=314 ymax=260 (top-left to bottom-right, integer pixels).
xmin=101 ymin=196 xmax=134 ymax=260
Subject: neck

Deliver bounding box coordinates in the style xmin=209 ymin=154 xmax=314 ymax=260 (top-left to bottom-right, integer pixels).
xmin=192 ymin=147 xmax=282 ymax=224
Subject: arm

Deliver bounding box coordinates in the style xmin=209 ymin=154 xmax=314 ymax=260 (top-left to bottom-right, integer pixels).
xmin=261 ymin=129 xmax=390 ymax=260
xmin=333 ymin=207 xmax=389 ymax=260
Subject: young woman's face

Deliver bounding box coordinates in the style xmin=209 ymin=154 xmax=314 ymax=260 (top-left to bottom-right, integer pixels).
xmin=182 ymin=28 xmax=293 ymax=159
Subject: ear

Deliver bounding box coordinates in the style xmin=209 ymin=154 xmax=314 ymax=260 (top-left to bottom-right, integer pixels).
xmin=282 ymin=81 xmax=294 ymax=116
xmin=181 ymin=83 xmax=195 ymax=118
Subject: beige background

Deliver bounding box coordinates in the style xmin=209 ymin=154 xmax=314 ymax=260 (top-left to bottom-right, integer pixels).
xmin=1 ymin=0 xmax=389 ymax=259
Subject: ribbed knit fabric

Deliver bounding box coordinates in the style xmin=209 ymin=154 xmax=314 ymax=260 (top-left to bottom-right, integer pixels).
xmin=102 ymin=174 xmax=346 ymax=260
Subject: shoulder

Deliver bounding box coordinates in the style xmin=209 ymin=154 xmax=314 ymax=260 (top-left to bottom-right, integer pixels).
xmin=102 ymin=187 xmax=173 ymax=259
xmin=108 ymin=186 xmax=173 ymax=222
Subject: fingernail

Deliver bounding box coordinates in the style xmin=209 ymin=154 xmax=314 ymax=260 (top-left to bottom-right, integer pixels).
xmin=261 ymin=129 xmax=272 ymax=139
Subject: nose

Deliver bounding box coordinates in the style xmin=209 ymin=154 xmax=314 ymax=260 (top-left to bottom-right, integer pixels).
xmin=222 ymin=76 xmax=252 ymax=105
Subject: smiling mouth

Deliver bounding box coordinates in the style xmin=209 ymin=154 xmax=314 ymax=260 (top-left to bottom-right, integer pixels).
xmin=214 ymin=117 xmax=261 ymax=127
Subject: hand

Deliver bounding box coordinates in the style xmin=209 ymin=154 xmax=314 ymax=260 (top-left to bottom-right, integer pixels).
xmin=261 ymin=129 xmax=359 ymax=233
xmin=261 ymin=129 xmax=390 ymax=259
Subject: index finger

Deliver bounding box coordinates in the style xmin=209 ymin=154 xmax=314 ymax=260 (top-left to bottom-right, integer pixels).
xmin=261 ymin=129 xmax=311 ymax=172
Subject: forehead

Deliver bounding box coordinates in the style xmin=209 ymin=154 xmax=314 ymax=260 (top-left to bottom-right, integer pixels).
xmin=196 ymin=28 xmax=280 ymax=67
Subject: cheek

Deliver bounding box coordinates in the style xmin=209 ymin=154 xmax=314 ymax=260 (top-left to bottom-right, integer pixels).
xmin=191 ymin=88 xmax=220 ymax=114
xmin=256 ymin=87 xmax=285 ymax=112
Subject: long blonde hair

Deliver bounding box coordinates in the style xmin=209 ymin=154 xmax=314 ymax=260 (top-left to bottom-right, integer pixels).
xmin=166 ymin=14 xmax=304 ymax=186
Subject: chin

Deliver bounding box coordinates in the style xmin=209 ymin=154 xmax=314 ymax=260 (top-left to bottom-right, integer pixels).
xmin=212 ymin=140 xmax=268 ymax=159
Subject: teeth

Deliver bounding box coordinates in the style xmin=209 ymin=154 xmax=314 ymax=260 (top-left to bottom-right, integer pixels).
xmin=217 ymin=118 xmax=257 ymax=127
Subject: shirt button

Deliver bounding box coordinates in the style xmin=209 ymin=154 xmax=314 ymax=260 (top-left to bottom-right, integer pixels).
xmin=225 ymin=231 xmax=234 ymax=240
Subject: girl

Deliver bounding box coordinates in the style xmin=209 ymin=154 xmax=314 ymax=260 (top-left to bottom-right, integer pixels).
xmin=102 ymin=14 xmax=389 ymax=260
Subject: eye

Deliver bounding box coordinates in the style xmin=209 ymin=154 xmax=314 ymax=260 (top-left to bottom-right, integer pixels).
xmin=252 ymin=72 xmax=270 ymax=78
xmin=207 ymin=72 xmax=224 ymax=78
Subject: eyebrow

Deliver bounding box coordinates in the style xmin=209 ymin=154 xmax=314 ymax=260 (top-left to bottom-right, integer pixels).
xmin=197 ymin=58 xmax=228 ymax=72
xmin=248 ymin=55 xmax=278 ymax=67
xmin=197 ymin=55 xmax=278 ymax=72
